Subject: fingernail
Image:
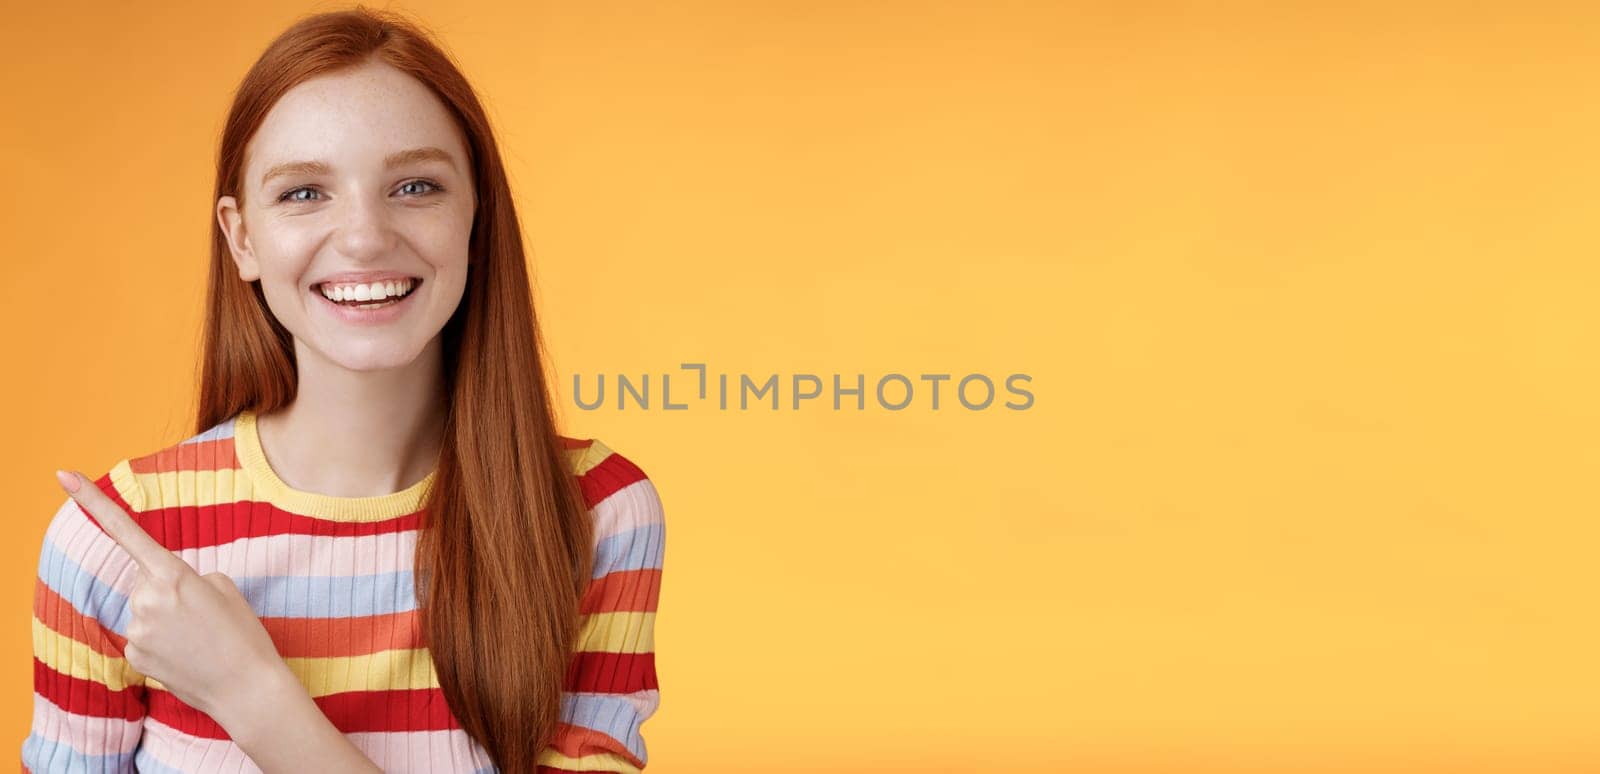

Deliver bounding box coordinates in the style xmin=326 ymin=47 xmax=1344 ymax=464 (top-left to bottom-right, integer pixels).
xmin=55 ymin=469 xmax=81 ymax=493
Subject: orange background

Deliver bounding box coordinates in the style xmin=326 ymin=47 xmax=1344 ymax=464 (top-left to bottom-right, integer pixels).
xmin=3 ymin=1 xmax=1597 ymax=771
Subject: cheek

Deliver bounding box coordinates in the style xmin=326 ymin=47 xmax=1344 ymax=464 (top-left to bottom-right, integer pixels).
xmin=417 ymin=239 xmax=471 ymax=281
xmin=259 ymin=277 xmax=309 ymax=321
xmin=262 ymin=267 xmax=314 ymax=303
xmin=422 ymin=220 xmax=474 ymax=261
xmin=251 ymin=253 xmax=316 ymax=310
xmin=250 ymin=235 xmax=314 ymax=278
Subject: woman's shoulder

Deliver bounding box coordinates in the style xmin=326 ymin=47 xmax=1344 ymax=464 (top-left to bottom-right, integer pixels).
xmin=558 ymin=435 xmax=664 ymax=533
xmin=106 ymin=413 xmax=244 ymax=514
xmin=45 ymin=415 xmax=242 ymax=563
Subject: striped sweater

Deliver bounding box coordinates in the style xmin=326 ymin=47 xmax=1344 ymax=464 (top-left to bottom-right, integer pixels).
xmin=23 ymin=408 xmax=663 ymax=773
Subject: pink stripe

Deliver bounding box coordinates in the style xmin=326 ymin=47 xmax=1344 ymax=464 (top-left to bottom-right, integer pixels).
xmin=43 ymin=500 xmax=138 ymax=596
xmin=138 ymin=716 xmax=498 ymax=772
xmin=29 ymin=693 xmax=141 ymax=757
xmin=176 ymin=530 xmax=420 ymax=577
xmin=575 ymin=687 xmax=660 ymax=720
xmin=592 ymin=479 xmax=664 ymax=542
xmin=137 ymin=716 xmax=255 ymax=770
xmin=345 ymin=727 xmax=498 ymax=771
xmin=45 ymin=502 xmax=424 ymax=594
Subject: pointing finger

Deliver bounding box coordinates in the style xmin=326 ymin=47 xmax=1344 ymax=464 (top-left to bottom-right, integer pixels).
xmin=55 ymin=469 xmax=187 ymax=578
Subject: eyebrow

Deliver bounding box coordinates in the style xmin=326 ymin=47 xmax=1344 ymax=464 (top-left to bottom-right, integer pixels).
xmin=259 ymin=146 xmax=459 ymax=188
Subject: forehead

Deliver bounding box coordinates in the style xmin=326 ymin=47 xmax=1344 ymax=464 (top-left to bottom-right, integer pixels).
xmin=244 ymin=61 xmax=468 ymax=178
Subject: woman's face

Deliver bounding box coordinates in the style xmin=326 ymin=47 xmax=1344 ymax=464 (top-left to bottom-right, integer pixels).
xmin=216 ymin=59 xmax=475 ymax=373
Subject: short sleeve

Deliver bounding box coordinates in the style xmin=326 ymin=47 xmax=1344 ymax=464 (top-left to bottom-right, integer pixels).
xmin=22 ymin=462 xmax=150 ymax=773
xmin=538 ymin=448 xmax=664 ymax=773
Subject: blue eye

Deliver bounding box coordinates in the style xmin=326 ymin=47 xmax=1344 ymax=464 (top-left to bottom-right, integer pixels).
xmin=400 ymin=179 xmax=445 ymax=196
xmin=276 ymin=179 xmax=445 ymax=203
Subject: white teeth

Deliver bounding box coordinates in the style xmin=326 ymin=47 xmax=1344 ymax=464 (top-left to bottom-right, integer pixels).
xmin=319 ymin=278 xmax=415 ymax=303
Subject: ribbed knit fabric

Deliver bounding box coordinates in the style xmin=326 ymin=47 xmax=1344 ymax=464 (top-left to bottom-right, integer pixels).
xmin=23 ymin=408 xmax=664 ymax=773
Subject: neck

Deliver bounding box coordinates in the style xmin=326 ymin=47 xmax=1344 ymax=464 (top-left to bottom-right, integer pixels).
xmin=256 ymin=337 xmax=448 ymax=498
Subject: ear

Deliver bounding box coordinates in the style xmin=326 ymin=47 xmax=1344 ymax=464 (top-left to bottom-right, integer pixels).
xmin=216 ymin=195 xmax=261 ymax=282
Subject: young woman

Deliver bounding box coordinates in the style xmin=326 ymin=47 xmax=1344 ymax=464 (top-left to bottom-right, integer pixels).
xmin=25 ymin=7 xmax=663 ymax=773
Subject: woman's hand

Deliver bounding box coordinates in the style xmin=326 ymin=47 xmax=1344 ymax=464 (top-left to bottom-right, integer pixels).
xmin=54 ymin=468 xmax=290 ymax=725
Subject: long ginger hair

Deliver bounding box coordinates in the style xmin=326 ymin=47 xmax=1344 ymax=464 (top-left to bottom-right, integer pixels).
xmin=194 ymin=6 xmax=593 ymax=770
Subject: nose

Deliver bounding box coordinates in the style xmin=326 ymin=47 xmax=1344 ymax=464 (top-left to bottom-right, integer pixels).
xmin=330 ymin=188 xmax=400 ymax=261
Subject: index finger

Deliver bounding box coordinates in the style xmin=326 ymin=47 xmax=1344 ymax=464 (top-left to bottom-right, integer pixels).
xmin=57 ymin=469 xmax=187 ymax=578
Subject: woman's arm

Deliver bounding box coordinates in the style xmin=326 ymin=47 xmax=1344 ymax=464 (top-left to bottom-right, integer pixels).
xmin=24 ymin=482 xmax=149 ymax=773
xmin=49 ymin=466 xmax=384 ymax=773
xmin=538 ymin=448 xmax=664 ymax=772
xmin=215 ymin=663 xmax=382 ymax=774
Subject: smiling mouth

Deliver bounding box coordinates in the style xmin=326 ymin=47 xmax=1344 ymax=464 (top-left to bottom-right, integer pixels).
xmin=313 ymin=278 xmax=423 ymax=308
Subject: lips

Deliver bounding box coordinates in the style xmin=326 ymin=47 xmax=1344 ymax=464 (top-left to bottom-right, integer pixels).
xmin=311 ymin=271 xmax=424 ymax=287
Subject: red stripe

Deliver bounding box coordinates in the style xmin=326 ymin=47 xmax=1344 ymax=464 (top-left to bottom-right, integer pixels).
xmin=132 ymin=438 xmax=237 ymax=477
xmin=576 ymin=449 xmax=648 ymax=510
xmin=259 ymin=609 xmax=423 ymax=658
xmin=147 ymin=686 xmax=465 ymax=737
xmin=580 ymin=568 xmax=662 ymax=615
xmin=32 ymin=658 xmax=145 ymax=721
xmin=33 ymin=582 xmax=126 ymax=658
xmin=565 ymin=651 xmax=658 ymax=695
xmin=72 ymin=471 xmax=140 ymax=540
xmin=130 ymin=501 xmax=425 ymax=547
xmin=546 ymin=721 xmax=647 ymax=769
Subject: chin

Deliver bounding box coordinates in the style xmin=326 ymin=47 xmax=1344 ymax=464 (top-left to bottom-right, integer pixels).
xmin=320 ymin=342 xmax=428 ymax=372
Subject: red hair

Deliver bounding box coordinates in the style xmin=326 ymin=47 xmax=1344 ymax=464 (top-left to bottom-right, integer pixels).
xmin=195 ymin=6 xmax=593 ymax=770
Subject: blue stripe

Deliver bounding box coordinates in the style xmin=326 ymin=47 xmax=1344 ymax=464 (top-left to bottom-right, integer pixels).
xmin=233 ymin=570 xmax=417 ymax=618
xmin=132 ymin=746 xmax=188 ymax=774
xmin=37 ymin=536 xmax=132 ymax=636
xmin=593 ymin=523 xmax=665 ymax=579
xmin=180 ymin=416 xmax=236 ymax=445
xmin=22 ymin=732 xmax=136 ymax=773
xmin=562 ymin=691 xmax=650 ymax=763
xmin=40 ymin=534 xmax=419 ymax=627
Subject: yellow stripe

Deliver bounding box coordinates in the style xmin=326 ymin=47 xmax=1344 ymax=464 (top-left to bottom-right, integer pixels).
xmin=267 ymin=613 xmax=655 ymax=698
xmin=153 ymin=649 xmax=441 ymax=697
xmin=576 ymin=611 xmax=655 ymax=654
xmin=282 ymin=648 xmax=440 ymax=698
xmin=570 ymin=439 xmax=616 ymax=477
xmin=108 ymin=458 xmax=146 ymax=511
xmin=130 ymin=467 xmax=252 ymax=511
xmin=31 ymin=617 xmax=144 ymax=692
xmin=35 ymin=611 xmax=652 ymax=699
xmin=130 ymin=444 xmax=606 ymax=511
xmin=536 ymin=748 xmax=641 ymax=774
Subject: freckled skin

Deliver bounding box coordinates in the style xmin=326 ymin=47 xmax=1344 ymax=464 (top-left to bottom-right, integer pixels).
xmin=214 ymin=59 xmax=476 ymax=373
